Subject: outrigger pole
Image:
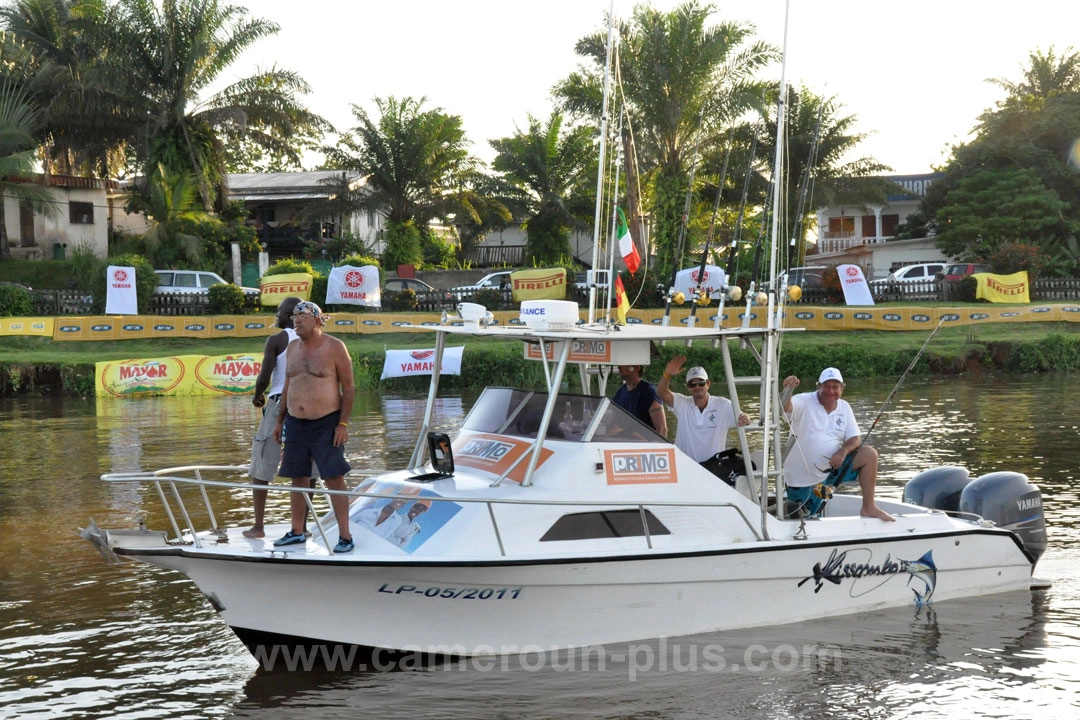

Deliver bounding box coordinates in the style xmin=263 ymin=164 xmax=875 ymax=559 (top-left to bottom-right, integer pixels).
xmin=588 ymin=0 xmax=617 ymax=325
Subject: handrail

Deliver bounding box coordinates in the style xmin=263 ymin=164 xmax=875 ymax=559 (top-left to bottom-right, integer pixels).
xmin=100 ymin=466 xmax=767 ymax=555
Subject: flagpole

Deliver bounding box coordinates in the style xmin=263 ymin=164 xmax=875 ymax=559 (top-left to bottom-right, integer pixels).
xmin=588 ymin=0 xmax=616 ymax=324
xmin=605 ymin=109 xmax=625 ymax=324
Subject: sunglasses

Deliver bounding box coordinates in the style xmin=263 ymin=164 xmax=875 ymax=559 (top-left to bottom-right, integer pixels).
xmin=686 ymin=380 xmax=708 ymax=388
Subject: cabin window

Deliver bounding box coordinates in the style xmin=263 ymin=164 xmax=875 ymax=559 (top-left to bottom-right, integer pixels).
xmin=540 ymin=510 xmax=670 ymax=541
xmin=69 ymin=201 xmax=94 ymax=224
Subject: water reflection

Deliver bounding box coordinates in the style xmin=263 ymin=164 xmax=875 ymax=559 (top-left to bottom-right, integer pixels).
xmin=0 ymin=377 xmax=1078 ymax=719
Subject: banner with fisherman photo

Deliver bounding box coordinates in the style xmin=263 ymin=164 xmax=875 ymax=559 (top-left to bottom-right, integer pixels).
xmin=509 ymin=268 xmax=567 ymax=301
xmin=380 ymin=346 xmax=464 ymax=379
xmin=837 ymin=264 xmax=875 ymax=306
xmin=104 ymin=265 xmax=138 ymax=315
xmin=260 ymin=272 xmax=314 ymax=306
xmin=975 ymin=271 xmax=1030 ymax=303
xmin=327 ymin=265 xmax=382 ymax=307
xmin=673 ymin=265 xmax=726 ymax=300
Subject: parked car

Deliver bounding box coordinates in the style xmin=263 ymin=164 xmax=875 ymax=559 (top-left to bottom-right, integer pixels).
xmin=384 ymin=278 xmax=438 ymax=294
xmin=451 ymin=271 xmax=513 ymax=299
xmin=384 ymin=277 xmax=454 ymax=304
xmin=938 ymin=262 xmax=990 ymax=281
xmin=877 ymin=263 xmax=945 ymax=285
xmin=763 ymin=265 xmax=827 ymax=291
xmin=154 ymin=269 xmax=259 ymax=296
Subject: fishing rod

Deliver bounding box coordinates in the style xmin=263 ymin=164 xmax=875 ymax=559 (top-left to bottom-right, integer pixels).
xmin=660 ymin=105 xmax=706 ymax=328
xmin=822 ymin=317 xmax=947 ymax=486
xmin=686 ymin=129 xmax=734 ymax=329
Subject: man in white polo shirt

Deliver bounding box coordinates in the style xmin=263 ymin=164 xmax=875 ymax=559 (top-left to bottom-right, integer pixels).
xmin=657 ymin=354 xmax=750 ymax=463
xmin=782 ymin=367 xmax=894 ymax=521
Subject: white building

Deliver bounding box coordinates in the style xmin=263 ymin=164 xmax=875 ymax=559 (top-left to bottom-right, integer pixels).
xmin=812 ymin=173 xmax=949 ymax=278
xmin=3 ymin=174 xmax=113 ymax=260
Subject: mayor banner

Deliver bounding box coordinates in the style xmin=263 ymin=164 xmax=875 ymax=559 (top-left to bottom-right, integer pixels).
xmin=976 ymin=271 xmax=1030 ymax=303
xmin=381 ymin=346 xmax=464 ymax=379
xmin=510 ymin=268 xmax=567 ymax=301
xmin=96 ymin=352 xmax=261 ymax=397
xmin=327 ymin=265 xmax=381 ymax=307
xmin=260 ymin=273 xmax=314 ymax=306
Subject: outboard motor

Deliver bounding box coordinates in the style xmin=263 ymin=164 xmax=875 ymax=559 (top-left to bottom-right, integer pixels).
xmin=960 ymin=471 xmax=1047 ymax=563
xmin=903 ymin=466 xmax=973 ymax=512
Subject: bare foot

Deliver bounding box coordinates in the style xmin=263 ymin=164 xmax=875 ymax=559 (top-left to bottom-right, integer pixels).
xmin=861 ymin=506 xmax=895 ymax=522
xmin=242 ymin=528 xmax=265 ymax=539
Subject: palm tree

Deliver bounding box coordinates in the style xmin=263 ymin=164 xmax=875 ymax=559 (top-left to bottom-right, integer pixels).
xmin=123 ymin=162 xmax=205 ymax=267
xmin=321 ymin=95 xmax=493 ymax=267
xmin=2 ymin=0 xmax=327 ymax=207
xmin=555 ymin=1 xmax=776 ymax=280
xmin=0 ymin=79 xmax=54 ymax=261
xmin=753 ymin=85 xmax=892 ymax=269
xmin=490 ymin=111 xmax=596 ymax=266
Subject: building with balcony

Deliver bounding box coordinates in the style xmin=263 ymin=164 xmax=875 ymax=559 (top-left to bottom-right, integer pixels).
xmin=812 ymin=173 xmax=948 ymax=278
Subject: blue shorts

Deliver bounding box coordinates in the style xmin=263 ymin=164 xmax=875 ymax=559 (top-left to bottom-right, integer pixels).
xmin=279 ymin=411 xmax=351 ymax=479
xmin=786 ymin=485 xmax=827 ymax=517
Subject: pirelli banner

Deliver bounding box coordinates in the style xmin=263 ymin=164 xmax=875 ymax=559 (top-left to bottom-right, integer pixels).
xmin=510 ymin=268 xmax=567 ymax=301
xmin=95 ymin=353 xmax=262 ymax=397
xmin=975 ymin=271 xmax=1030 ymax=303
xmin=260 ymin=272 xmax=314 ymax=306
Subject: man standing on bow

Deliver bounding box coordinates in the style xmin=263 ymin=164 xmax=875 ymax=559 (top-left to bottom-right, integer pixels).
xmin=273 ymin=301 xmax=357 ymax=552
xmin=244 ymin=296 xmax=319 ymax=539
xmin=782 ymin=367 xmax=894 ymax=521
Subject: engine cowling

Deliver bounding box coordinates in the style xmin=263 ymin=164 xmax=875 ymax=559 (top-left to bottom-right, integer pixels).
xmin=903 ymin=466 xmax=973 ymax=513
xmin=960 ymin=471 xmax=1047 ymax=563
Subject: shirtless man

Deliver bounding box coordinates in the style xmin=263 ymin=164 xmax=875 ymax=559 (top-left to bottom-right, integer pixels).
xmin=272 ymin=301 xmax=357 ymax=552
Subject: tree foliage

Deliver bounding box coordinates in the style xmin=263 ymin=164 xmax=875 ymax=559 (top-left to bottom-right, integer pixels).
xmin=917 ymin=46 xmax=1080 ymax=275
xmin=555 ymin=1 xmax=776 ymax=280
xmin=490 ymin=111 xmax=596 ymax=266
xmin=2 ymin=0 xmax=327 ymax=207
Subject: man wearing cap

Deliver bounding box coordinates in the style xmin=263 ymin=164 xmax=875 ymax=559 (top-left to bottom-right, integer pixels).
xmin=272 ymin=301 xmax=358 ymax=552
xmin=658 ymin=354 xmax=750 ymax=463
xmin=613 ymin=365 xmax=668 ymax=436
xmin=782 ymin=368 xmax=894 ymax=521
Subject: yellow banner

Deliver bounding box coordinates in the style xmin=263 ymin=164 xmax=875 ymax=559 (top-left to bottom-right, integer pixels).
xmin=95 ymin=352 xmax=263 ymax=397
xmin=259 ymin=273 xmax=314 ymax=306
xmin=975 ymin=271 xmax=1030 ymax=303
xmin=0 ymin=316 xmax=53 ymax=336
xmin=510 ymin=268 xmax=567 ymax=301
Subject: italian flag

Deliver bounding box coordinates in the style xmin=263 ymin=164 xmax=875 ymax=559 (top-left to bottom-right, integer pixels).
xmin=617 ymin=207 xmax=641 ymax=275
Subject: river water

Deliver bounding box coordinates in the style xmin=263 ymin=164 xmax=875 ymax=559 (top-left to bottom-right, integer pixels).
xmin=1 ymin=375 xmax=1078 ymax=719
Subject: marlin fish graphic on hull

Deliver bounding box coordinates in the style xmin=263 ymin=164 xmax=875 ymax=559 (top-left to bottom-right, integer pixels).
xmin=902 ymin=551 xmax=937 ymax=608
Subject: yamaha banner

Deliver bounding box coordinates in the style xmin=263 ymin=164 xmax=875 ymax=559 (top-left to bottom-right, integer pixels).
xmin=380 ymin=346 xmax=464 ymax=379
xmin=327 ymin=265 xmax=381 ymax=307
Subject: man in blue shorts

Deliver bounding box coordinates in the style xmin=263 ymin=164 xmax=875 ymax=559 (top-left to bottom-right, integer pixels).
xmin=272 ymin=301 xmax=357 ymax=552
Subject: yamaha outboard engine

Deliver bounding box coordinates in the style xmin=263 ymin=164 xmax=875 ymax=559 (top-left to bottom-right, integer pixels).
xmin=903 ymin=466 xmax=973 ymax=512
xmin=960 ymin=471 xmax=1047 ymax=563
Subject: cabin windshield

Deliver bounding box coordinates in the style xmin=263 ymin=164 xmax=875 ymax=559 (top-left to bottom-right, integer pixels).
xmin=462 ymin=387 xmax=666 ymax=444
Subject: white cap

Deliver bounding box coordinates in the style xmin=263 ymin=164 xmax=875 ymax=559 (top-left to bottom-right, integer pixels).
xmin=687 ymin=366 xmax=709 ymax=382
xmin=818 ymin=367 xmax=844 ymax=384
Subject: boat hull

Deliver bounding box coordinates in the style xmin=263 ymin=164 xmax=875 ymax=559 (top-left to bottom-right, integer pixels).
xmin=127 ymin=526 xmax=1033 ymax=660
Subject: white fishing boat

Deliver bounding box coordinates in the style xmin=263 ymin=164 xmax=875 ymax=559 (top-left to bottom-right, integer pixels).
xmin=83 ymin=307 xmax=1047 ymax=661
xmin=82 ymin=2 xmax=1047 ymax=664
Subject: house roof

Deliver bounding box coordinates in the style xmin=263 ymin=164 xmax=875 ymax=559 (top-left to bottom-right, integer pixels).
xmin=227 ymin=171 xmax=364 ymax=201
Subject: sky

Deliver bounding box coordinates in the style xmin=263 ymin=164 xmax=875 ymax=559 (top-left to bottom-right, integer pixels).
xmin=228 ymin=0 xmax=1080 ymax=175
